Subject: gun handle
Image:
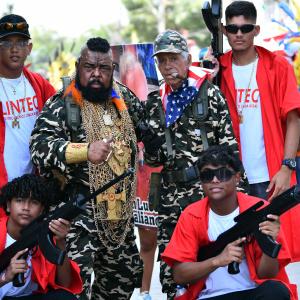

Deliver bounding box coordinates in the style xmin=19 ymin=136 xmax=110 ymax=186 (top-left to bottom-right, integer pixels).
xmin=12 ymin=252 xmax=28 ymax=287
xmin=228 ymin=261 xmax=240 ymax=274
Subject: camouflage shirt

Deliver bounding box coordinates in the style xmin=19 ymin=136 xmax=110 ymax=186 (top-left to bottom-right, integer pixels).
xmin=144 ymin=80 xmax=240 ymax=209
xmin=30 ymin=81 xmax=144 ymax=184
xmin=29 ymin=81 xmax=145 ymax=231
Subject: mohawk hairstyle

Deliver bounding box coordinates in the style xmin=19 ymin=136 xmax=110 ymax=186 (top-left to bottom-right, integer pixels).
xmin=225 ymin=1 xmax=257 ymax=23
xmin=0 ymin=174 xmax=62 ymax=214
xmin=198 ymin=145 xmax=242 ymax=173
xmin=86 ymin=37 xmax=111 ymax=53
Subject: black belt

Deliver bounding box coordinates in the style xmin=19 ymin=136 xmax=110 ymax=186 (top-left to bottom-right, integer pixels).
xmin=162 ymin=165 xmax=200 ymax=184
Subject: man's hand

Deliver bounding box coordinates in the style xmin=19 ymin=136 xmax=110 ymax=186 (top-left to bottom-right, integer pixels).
xmin=213 ymin=237 xmax=246 ymax=267
xmin=203 ymin=46 xmax=219 ymax=80
xmin=267 ymin=166 xmax=292 ymax=201
xmin=88 ymin=138 xmax=113 ymax=164
xmin=4 ymin=249 xmax=28 ymax=283
xmin=259 ymin=214 xmax=280 ymax=240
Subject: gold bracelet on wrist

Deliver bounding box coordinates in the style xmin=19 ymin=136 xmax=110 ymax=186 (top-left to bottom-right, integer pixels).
xmin=65 ymin=143 xmax=89 ymax=164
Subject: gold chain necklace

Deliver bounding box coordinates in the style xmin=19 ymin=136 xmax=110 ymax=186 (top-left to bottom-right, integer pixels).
xmin=81 ymin=84 xmax=137 ymax=249
xmin=234 ymin=54 xmax=258 ymax=124
xmin=0 ymin=73 xmax=26 ymax=129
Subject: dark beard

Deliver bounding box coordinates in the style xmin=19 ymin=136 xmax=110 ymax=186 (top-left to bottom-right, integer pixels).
xmin=75 ymin=73 xmax=113 ymax=103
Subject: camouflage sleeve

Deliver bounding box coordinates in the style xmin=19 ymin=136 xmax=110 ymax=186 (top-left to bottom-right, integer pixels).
xmin=30 ymin=95 xmax=70 ymax=175
xmin=143 ymin=92 xmax=167 ymax=167
xmin=117 ymin=82 xmax=147 ymax=142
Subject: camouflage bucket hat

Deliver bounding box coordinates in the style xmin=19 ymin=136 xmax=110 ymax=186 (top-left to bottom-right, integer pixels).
xmin=152 ymin=29 xmax=188 ymax=57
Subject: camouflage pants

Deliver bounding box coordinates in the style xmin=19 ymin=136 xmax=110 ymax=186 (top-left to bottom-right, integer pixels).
xmin=157 ymin=183 xmax=205 ymax=300
xmin=67 ymin=222 xmax=143 ymax=300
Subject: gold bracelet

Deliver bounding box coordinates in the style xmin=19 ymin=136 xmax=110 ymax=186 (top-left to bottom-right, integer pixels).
xmin=65 ymin=143 xmax=89 ymax=164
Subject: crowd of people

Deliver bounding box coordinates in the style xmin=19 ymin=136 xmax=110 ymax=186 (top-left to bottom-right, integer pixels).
xmin=0 ymin=1 xmax=299 ymax=300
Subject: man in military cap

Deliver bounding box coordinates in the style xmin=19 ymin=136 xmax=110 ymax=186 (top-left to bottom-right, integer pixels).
xmin=143 ymin=29 xmax=244 ymax=299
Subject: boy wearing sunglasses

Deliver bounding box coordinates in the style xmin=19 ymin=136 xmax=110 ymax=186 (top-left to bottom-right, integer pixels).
xmin=219 ymin=1 xmax=300 ymax=201
xmin=162 ymin=145 xmax=296 ymax=300
xmin=0 ymin=14 xmax=56 ymax=202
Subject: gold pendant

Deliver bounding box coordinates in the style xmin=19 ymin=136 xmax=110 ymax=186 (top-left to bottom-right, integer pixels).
xmin=96 ymin=187 xmax=126 ymax=220
xmin=103 ymin=112 xmax=113 ymax=126
xmin=108 ymin=141 xmax=131 ymax=176
xmin=12 ymin=118 xmax=20 ymax=128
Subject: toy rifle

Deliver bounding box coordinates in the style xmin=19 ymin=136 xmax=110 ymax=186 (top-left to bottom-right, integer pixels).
xmin=201 ymin=0 xmax=223 ymax=85
xmin=197 ymin=185 xmax=300 ymax=274
xmin=0 ymin=168 xmax=134 ymax=286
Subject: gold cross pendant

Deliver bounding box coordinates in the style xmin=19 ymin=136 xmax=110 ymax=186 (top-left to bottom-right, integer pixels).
xmin=12 ymin=118 xmax=20 ymax=129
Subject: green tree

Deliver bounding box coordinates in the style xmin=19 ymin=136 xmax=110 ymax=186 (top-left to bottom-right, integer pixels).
xmin=121 ymin=0 xmax=210 ymax=47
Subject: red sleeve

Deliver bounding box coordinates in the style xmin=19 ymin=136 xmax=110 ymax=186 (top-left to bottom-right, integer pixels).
xmin=32 ymin=251 xmax=82 ymax=295
xmin=277 ymin=59 xmax=300 ymax=120
xmin=41 ymin=79 xmax=56 ymax=105
xmin=161 ymin=210 xmax=206 ymax=267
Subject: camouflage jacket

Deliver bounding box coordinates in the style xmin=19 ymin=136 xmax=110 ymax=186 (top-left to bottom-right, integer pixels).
xmin=30 ymin=81 xmax=144 ymax=186
xmin=144 ymin=81 xmax=241 ymax=210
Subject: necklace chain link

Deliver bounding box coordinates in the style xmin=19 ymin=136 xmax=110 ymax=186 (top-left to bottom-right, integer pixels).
xmin=81 ymin=83 xmax=137 ymax=250
xmin=0 ymin=73 xmax=26 ymax=128
xmin=235 ymin=54 xmax=258 ymax=124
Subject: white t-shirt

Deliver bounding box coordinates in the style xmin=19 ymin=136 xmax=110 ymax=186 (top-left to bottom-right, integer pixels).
xmin=198 ymin=208 xmax=257 ymax=299
xmin=0 ymin=233 xmax=38 ymax=298
xmin=0 ymin=74 xmax=38 ymax=181
xmin=232 ymin=59 xmax=269 ymax=184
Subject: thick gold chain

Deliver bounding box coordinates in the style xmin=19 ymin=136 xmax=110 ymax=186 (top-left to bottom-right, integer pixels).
xmin=81 ymin=84 xmax=137 ymax=249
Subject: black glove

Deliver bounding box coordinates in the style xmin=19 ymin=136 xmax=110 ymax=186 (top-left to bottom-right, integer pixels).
xmin=136 ymin=120 xmax=165 ymax=155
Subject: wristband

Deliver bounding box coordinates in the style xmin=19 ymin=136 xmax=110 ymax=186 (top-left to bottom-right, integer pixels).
xmin=65 ymin=143 xmax=89 ymax=164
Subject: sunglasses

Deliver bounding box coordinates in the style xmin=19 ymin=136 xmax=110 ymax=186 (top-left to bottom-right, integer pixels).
xmin=224 ymin=24 xmax=255 ymax=34
xmin=199 ymin=167 xmax=235 ymax=183
xmin=0 ymin=22 xmax=28 ymax=31
xmin=0 ymin=40 xmax=29 ymax=49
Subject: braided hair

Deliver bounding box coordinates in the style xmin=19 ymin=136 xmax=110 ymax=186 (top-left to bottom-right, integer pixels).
xmin=0 ymin=174 xmax=61 ymax=214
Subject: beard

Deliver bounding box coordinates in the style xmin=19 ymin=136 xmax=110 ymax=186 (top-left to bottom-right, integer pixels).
xmin=75 ymin=73 xmax=113 ymax=103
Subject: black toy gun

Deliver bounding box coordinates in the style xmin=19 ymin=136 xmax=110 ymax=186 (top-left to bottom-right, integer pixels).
xmin=201 ymin=0 xmax=223 ymax=85
xmin=0 ymin=168 xmax=134 ymax=286
xmin=197 ymin=185 xmax=300 ymax=274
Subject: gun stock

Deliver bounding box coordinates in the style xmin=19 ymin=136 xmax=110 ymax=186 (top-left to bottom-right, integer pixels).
xmin=0 ymin=168 xmax=134 ymax=286
xmin=197 ymin=185 xmax=300 ymax=273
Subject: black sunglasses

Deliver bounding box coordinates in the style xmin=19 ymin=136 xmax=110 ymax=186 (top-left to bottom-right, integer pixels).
xmin=200 ymin=167 xmax=236 ymax=183
xmin=224 ymin=24 xmax=255 ymax=34
xmin=0 ymin=22 xmax=28 ymax=31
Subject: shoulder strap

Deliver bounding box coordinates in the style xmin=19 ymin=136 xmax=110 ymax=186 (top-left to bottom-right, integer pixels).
xmin=62 ymin=76 xmax=81 ymax=142
xmin=157 ymin=102 xmax=174 ymax=165
xmin=192 ymin=79 xmax=209 ymax=150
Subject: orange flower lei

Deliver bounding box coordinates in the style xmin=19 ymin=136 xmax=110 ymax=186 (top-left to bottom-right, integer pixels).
xmin=63 ymin=80 xmax=127 ymax=112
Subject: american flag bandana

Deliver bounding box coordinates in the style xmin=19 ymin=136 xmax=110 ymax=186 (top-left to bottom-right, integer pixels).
xmin=160 ymin=66 xmax=208 ymax=127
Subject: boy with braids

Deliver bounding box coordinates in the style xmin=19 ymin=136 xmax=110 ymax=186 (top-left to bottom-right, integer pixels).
xmin=0 ymin=174 xmax=82 ymax=299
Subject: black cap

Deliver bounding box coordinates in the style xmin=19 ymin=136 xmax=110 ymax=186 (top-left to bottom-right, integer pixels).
xmin=0 ymin=14 xmax=30 ymax=39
